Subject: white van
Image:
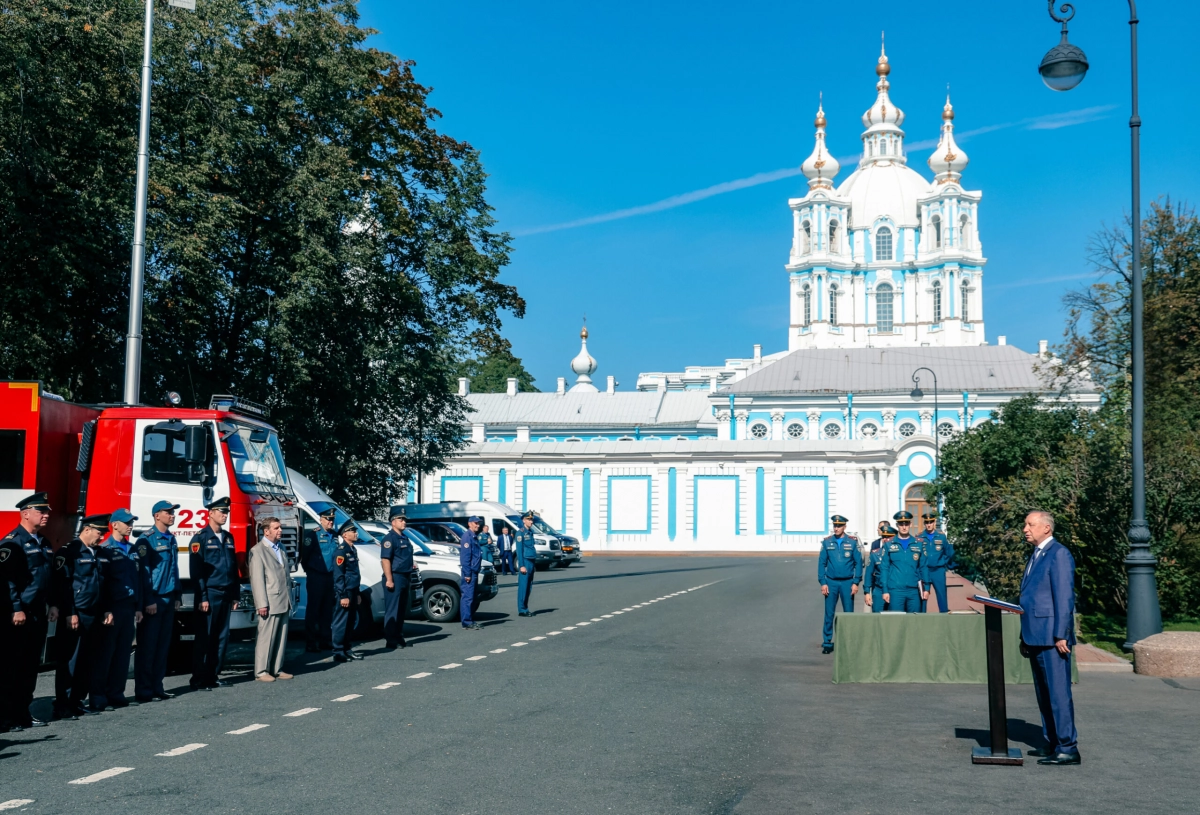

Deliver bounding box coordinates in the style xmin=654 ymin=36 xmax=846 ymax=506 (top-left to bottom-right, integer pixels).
xmin=403 ymin=501 xmax=563 ymax=570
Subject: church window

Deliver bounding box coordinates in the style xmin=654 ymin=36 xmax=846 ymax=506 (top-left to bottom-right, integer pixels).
xmin=932 ymin=281 xmax=943 ymax=324
xmin=749 ymin=422 xmax=770 ymax=439
xmin=897 ymin=421 xmax=917 ymax=438
xmin=802 ymin=284 xmax=812 ymax=326
xmin=785 ymin=422 xmax=806 ymax=439
xmin=961 ymin=281 xmax=970 ymax=323
xmin=875 ymin=227 xmax=893 ymax=261
xmin=828 ymin=284 xmax=838 ymax=326
xmin=801 ymin=220 xmax=811 ymax=253
xmin=876 ymin=283 xmax=894 ymax=333
xmin=859 ymin=423 xmax=879 ymax=439
xmin=829 ymin=221 xmax=839 ymax=254
xmin=823 ymin=422 xmax=842 ymax=440
xmin=932 ymin=215 xmax=942 ymax=249
xmin=937 ymin=421 xmax=957 ymax=439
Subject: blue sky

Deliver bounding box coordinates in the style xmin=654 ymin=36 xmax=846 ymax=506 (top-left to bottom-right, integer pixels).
xmin=359 ymin=0 xmax=1200 ymax=391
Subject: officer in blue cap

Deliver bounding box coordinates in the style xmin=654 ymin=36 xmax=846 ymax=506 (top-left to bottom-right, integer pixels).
xmin=863 ymin=526 xmax=896 ymax=613
xmin=458 ymin=516 xmax=484 ymax=630
xmin=515 ymin=511 xmax=538 ymax=617
xmin=919 ymin=511 xmax=954 ymax=613
xmin=300 ymin=507 xmax=338 ymax=653
xmin=50 ymin=513 xmax=110 ymax=720
xmin=91 ymin=508 xmax=143 ymax=710
xmin=817 ymin=515 xmax=861 ymax=654
xmin=189 ymin=497 xmax=238 ymax=690
xmin=134 ymin=501 xmax=181 ymax=701
xmin=379 ymin=507 xmax=414 ymax=649
xmin=2 ymin=492 xmax=57 ymax=731
xmin=331 ymin=519 xmax=363 ymax=662
xmin=881 ymin=510 xmax=928 ymax=613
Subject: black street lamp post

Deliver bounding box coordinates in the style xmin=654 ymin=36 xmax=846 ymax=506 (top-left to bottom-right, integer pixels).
xmin=910 ymin=367 xmax=941 ymax=528
xmin=1037 ymin=1 xmax=1162 ymax=648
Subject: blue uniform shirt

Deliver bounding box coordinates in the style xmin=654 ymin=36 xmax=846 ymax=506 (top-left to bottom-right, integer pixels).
xmin=52 ymin=539 xmax=103 ymax=616
xmin=98 ymin=536 xmax=143 ymax=610
xmin=301 ymin=528 xmax=337 ymax=575
xmin=817 ymin=533 xmax=862 ymax=584
xmin=332 ymin=540 xmax=361 ymax=599
xmin=4 ymin=526 xmax=54 ymax=612
xmin=514 ymin=528 xmax=537 ymax=570
xmin=920 ymin=530 xmax=954 ymax=571
xmin=881 ymin=536 xmax=928 ymax=591
xmin=136 ymin=527 xmax=180 ymax=606
xmin=862 ymin=539 xmax=886 ymax=592
xmin=189 ymin=525 xmax=238 ymax=593
xmin=459 ymin=529 xmax=483 ymax=575
xmin=380 ymin=529 xmax=415 ymax=573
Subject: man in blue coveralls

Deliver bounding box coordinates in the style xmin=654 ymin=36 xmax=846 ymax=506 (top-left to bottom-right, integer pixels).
xmin=817 ymin=514 xmax=861 ymax=654
xmin=135 ymin=501 xmax=181 ymax=702
xmin=863 ymin=525 xmax=895 ymax=613
xmin=919 ymin=511 xmax=954 ymax=613
xmin=881 ymin=510 xmax=928 ymax=613
xmin=301 ymin=507 xmax=338 ymax=653
xmin=92 ymin=508 xmax=143 ymax=710
xmin=515 ymin=511 xmax=538 ymax=616
xmin=459 ymin=516 xmax=484 ymax=630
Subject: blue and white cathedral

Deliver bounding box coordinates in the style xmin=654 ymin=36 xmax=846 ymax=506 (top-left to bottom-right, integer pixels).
xmin=421 ymin=47 xmax=1097 ymax=552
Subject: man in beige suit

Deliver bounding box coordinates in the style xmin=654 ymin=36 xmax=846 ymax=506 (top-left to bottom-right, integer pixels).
xmin=250 ymin=517 xmax=293 ymax=682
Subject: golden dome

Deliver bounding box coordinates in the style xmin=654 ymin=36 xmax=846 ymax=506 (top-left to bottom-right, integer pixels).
xmin=876 ymin=36 xmax=890 ymax=77
xmin=942 ymin=95 xmax=954 ymax=121
xmin=580 ymin=325 xmax=589 ymax=340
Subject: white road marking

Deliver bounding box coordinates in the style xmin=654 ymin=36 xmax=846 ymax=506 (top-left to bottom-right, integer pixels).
xmin=622 ymin=607 xmax=634 ymax=611
xmin=511 ymin=642 xmax=528 ymax=647
xmin=284 ymin=708 xmax=320 ymax=717
xmin=601 ymin=614 xmax=614 ymax=618
xmin=332 ymin=694 xmax=362 ymax=702
xmin=611 ymin=611 xmax=624 ymax=615
xmin=466 ymin=655 xmax=487 ymax=661
xmin=440 ymin=663 xmax=462 ymax=670
xmin=577 ymin=622 xmax=591 ymax=626
xmin=548 ymin=631 xmax=562 ymax=636
xmin=156 ymin=743 xmax=206 ymax=757
xmin=0 ymin=801 xmax=35 ymax=810
xmin=227 ymin=723 xmax=269 ymax=735
xmin=530 ymin=636 xmax=546 ymax=641
xmin=490 ymin=648 xmax=508 ymax=653
xmin=591 ymin=617 xmax=603 ymax=621
xmin=69 ymin=767 xmax=134 ymax=784
xmin=563 ymin=626 xmax=577 ymax=630
xmin=408 ymin=672 xmax=432 ymax=678
xmin=374 ymin=682 xmax=401 ymax=689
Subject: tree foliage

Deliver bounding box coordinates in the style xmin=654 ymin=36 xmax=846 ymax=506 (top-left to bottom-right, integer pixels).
xmin=0 ymin=0 xmax=523 ymax=515
xmin=455 ymin=347 xmax=539 ymax=393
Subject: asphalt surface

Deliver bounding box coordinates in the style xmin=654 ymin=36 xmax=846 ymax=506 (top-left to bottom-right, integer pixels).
xmin=2 ymin=556 xmax=1197 ymax=814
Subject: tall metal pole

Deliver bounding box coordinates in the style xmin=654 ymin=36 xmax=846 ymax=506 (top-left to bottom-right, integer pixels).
xmin=123 ymin=0 xmax=156 ymax=405
xmin=1121 ymin=0 xmax=1162 ymax=649
xmin=912 ymin=367 xmax=942 ymax=527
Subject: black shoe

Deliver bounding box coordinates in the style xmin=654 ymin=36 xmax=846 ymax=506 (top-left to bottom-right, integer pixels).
xmin=821 ymin=645 xmax=834 ymax=654
xmin=305 ymin=644 xmax=323 ymax=653
xmin=26 ymin=718 xmax=49 ymax=728
xmin=7 ymin=724 xmax=23 ymax=732
xmin=1027 ymin=747 xmax=1052 ymax=757
xmin=212 ymin=680 xmax=231 ymax=688
xmin=333 ymin=654 xmax=352 ymax=663
xmin=348 ymin=651 xmax=365 ymax=660
xmin=73 ymin=705 xmax=98 ymax=717
xmin=135 ymin=695 xmax=155 ymax=704
xmin=153 ymin=691 xmax=175 ymax=701
xmin=384 ymin=642 xmax=398 ymax=650
xmin=109 ymin=699 xmax=130 ymax=709
xmin=1038 ymin=752 xmax=1081 ymax=766
xmin=53 ymin=707 xmax=78 ymax=721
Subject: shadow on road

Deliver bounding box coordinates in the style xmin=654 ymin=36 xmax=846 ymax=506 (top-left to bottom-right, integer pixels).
xmin=954 ymin=719 xmax=1044 ymax=748
xmin=533 ymin=564 xmax=736 ymax=587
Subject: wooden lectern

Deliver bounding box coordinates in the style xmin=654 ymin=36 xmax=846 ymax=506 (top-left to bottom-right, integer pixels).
xmin=967 ymin=595 xmax=1024 ymax=766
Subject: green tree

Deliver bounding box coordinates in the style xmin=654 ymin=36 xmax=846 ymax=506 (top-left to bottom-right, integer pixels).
xmin=455 ymin=346 xmax=539 ymax=393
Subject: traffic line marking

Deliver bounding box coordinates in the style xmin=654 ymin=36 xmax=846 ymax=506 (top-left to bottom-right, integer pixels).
xmin=601 ymin=614 xmax=614 ymax=618
xmin=563 ymin=626 xmax=577 ymax=630
xmin=622 ymin=608 xmax=634 ymax=611
xmin=467 ymin=655 xmax=487 ymax=661
xmin=374 ymin=682 xmax=401 ymax=689
xmin=284 ymin=708 xmax=320 ymax=717
xmin=577 ymin=622 xmax=591 ymax=626
xmin=512 ymin=642 xmax=528 ymax=647
xmin=490 ymin=648 xmax=508 ymax=653
xmin=332 ymin=694 xmax=362 ymax=702
xmin=227 ymin=724 xmax=269 ymax=735
xmin=0 ymin=800 xmax=35 ymax=810
xmin=591 ymin=617 xmax=603 ymax=621
xmin=156 ymin=743 xmax=207 ymax=757
xmin=548 ymin=631 xmax=562 ymax=636
xmin=408 ymin=672 xmax=432 ymax=678
xmin=69 ymin=767 xmax=134 ymax=784
xmin=611 ymin=611 xmax=624 ymax=615
xmin=440 ymin=663 xmax=462 ymax=670
xmin=530 ymin=636 xmax=546 ymax=641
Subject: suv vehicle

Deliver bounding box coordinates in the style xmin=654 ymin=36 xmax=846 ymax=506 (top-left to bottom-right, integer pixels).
xmin=403 ymin=502 xmax=562 ymax=570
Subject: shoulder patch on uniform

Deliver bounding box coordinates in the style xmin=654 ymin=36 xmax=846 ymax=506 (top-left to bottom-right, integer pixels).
xmin=1 ymin=548 xmax=11 ymax=562
xmin=55 ymin=555 xmax=66 ymax=569
xmin=336 ymin=555 xmax=345 ymax=566
xmin=191 ymin=542 xmax=200 ymax=553
xmin=382 ymin=542 xmax=391 ymax=548
xmin=138 ymin=544 xmax=148 ymax=556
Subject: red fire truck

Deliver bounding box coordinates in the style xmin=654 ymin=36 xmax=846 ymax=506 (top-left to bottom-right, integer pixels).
xmin=0 ymin=380 xmax=300 ymax=659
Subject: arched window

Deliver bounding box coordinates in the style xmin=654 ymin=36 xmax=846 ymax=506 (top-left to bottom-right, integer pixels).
xmin=859 ymin=423 xmax=879 ymax=439
xmin=828 ymin=283 xmax=838 ymax=327
xmin=785 ymin=422 xmax=806 ymax=439
xmin=876 ymin=283 xmax=894 ymax=333
xmin=961 ymin=280 xmax=970 ymax=323
xmin=801 ymin=220 xmax=811 ymax=254
xmin=823 ymin=422 xmax=842 ymax=440
xmin=875 ymin=227 xmax=893 ymax=261
xmin=897 ymin=421 xmax=917 ymax=438
xmin=749 ymin=422 xmax=770 ymax=439
xmin=802 ymin=284 xmax=812 ymax=326
xmin=932 ymin=280 xmax=943 ymax=324
xmin=931 ymin=215 xmax=942 ymax=249
xmin=829 ymin=221 xmax=839 ymax=254
xmin=960 ymin=214 xmax=970 ymax=248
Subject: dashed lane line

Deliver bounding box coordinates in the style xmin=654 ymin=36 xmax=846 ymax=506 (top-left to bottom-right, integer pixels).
xmin=69 ymin=767 xmax=134 ymax=785
xmin=0 ymin=801 xmax=34 ymax=810
xmin=408 ymin=672 xmax=432 ymax=678
xmin=611 ymin=611 xmax=624 ymax=615
xmin=577 ymin=622 xmax=591 ymax=626
xmin=590 ymin=617 xmax=603 ymax=621
xmin=227 ymin=724 xmax=269 ymax=735
xmin=530 ymin=636 xmax=546 ymax=641
xmin=374 ymin=682 xmax=401 ymax=689
xmin=490 ymin=649 xmax=507 ymax=653
xmin=548 ymin=631 xmax=563 ymax=636
xmin=601 ymin=615 xmax=614 ymax=618
xmin=466 ymin=656 xmax=487 ymax=661
xmin=283 ymin=708 xmax=320 ymax=717
xmin=563 ymin=626 xmax=577 ymax=630
xmin=622 ymin=608 xmax=634 ymax=611
xmin=332 ymin=694 xmax=362 ymax=702
xmin=511 ymin=642 xmax=528 ymax=647
xmin=156 ymin=744 xmax=207 ymax=757
xmin=440 ymin=663 xmax=462 ymax=670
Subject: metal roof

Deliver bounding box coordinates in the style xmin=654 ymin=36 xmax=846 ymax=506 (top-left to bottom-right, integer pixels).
xmin=723 ymin=345 xmax=1089 ymax=395
xmin=466 ymin=391 xmax=714 ymax=428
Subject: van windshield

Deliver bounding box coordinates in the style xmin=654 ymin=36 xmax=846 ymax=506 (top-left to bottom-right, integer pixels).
xmin=224 ymin=423 xmax=290 ymax=494
xmin=508 ymin=515 xmax=559 ymax=535
xmin=308 ymin=501 xmax=376 ymax=544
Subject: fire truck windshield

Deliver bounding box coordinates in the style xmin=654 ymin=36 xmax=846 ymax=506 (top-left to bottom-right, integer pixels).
xmin=224 ymin=423 xmax=290 ymax=494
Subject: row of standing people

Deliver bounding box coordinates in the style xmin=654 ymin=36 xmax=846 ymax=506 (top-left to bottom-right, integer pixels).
xmin=816 ymin=510 xmax=955 ymax=654
xmin=459 ymin=512 xmax=539 ymax=628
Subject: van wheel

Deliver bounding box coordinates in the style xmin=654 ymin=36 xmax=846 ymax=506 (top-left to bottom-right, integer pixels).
xmin=424 ymin=584 xmax=460 ymax=623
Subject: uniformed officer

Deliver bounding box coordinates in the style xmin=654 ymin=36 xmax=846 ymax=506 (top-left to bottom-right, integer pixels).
xmin=134 ymin=501 xmax=181 ymax=701
xmin=458 ymin=516 xmax=484 ymax=630
xmin=817 ymin=515 xmax=862 ymax=654
xmin=50 ymin=513 xmax=110 ymax=720
xmin=300 ymin=507 xmax=338 ymax=653
xmin=331 ymin=519 xmax=363 ymax=662
xmin=477 ymin=524 xmax=495 ymax=566
xmin=2 ymin=492 xmax=58 ymax=731
xmin=881 ymin=510 xmax=928 ymax=613
xmin=91 ymin=508 xmax=143 ymax=710
xmin=863 ymin=526 xmax=896 ymax=613
xmin=380 ymin=507 xmax=415 ymax=649
xmin=189 ymin=497 xmax=239 ymax=690
xmin=919 ymin=512 xmax=955 ymax=613
xmin=515 ymin=512 xmax=538 ymax=616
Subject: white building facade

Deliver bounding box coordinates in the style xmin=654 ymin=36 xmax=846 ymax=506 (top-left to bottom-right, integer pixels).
xmin=420 ymin=48 xmax=1097 ymax=551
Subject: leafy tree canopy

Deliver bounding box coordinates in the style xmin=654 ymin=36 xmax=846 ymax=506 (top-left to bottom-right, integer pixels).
xmin=455 ymin=347 xmax=538 ymax=393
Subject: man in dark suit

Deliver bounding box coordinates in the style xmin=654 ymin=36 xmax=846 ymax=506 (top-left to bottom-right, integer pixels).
xmin=1018 ymin=510 xmax=1081 ymax=765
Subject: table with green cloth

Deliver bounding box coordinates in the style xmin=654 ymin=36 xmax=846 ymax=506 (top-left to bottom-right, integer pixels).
xmin=831 ymin=611 xmax=1078 ymax=684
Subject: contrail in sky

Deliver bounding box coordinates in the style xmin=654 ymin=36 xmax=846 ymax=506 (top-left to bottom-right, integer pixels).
xmin=514 ymin=105 xmax=1117 ymax=237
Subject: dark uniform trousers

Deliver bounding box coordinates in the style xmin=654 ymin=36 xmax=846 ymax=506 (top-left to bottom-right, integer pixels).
xmin=331 ymin=589 xmax=359 ymax=655
xmin=91 ymin=604 xmax=136 ymax=705
xmin=922 ymin=568 xmax=949 ymax=613
xmin=54 ymin=611 xmax=100 ymax=708
xmin=305 ymin=573 xmax=335 ymax=649
xmin=517 ymin=569 xmax=534 ymax=614
xmin=460 ymin=573 xmax=481 ymax=626
xmin=382 ymin=573 xmax=410 ymax=646
xmin=822 ymin=579 xmax=854 ymax=647
xmin=10 ymin=610 xmax=48 ymax=724
xmin=135 ymin=604 xmax=175 ymax=698
xmin=192 ymin=587 xmax=237 ymax=686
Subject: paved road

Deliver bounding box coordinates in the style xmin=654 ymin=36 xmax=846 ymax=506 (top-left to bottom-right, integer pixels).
xmin=2 ymin=556 xmax=1197 ymax=814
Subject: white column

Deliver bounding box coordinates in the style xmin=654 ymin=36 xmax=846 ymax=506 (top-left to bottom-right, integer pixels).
xmin=735 ymin=410 xmax=749 ymax=441
xmin=716 ymin=411 xmax=732 ymax=441
xmin=919 ymin=409 xmax=933 ymax=437
xmin=806 ymin=409 xmax=821 ymax=441
xmin=882 ymin=408 xmax=896 ymax=440
xmin=770 ymin=410 xmax=785 ymax=441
